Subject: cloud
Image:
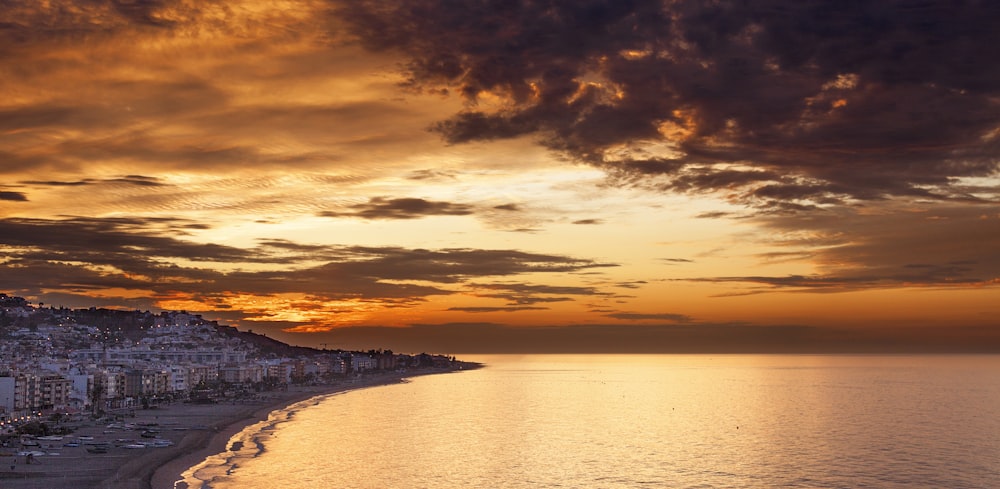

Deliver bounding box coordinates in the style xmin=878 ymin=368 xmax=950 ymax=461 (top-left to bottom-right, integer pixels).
xmin=0 ymin=191 xmax=28 ymax=201
xmin=0 ymin=0 xmax=451 ymax=185
xmin=446 ymin=306 xmax=549 ymax=313
xmin=661 ymin=258 xmax=692 ymax=263
xmin=406 ymin=169 xmax=457 ymax=181
xmin=319 ymin=197 xmax=475 ymax=220
xmin=323 ymin=246 xmax=617 ymax=284
xmin=694 ymin=211 xmax=736 ymax=219
xmin=468 ymin=282 xmax=602 ymax=305
xmin=605 ymin=312 xmax=691 ymax=322
xmin=683 ymin=203 xmax=1000 ymax=292
xmin=1 ymin=0 xmax=994 ymax=350
xmin=613 ymin=281 xmax=647 ymax=289
xmin=0 ymin=216 xmax=619 ymax=324
xmin=473 ymin=283 xmax=602 ymax=295
xmin=21 ymin=175 xmax=166 ymax=187
xmin=334 ymin=0 xmax=1000 ymax=205
xmin=276 ymin=321 xmax=1000 ymax=353
xmin=0 ymin=217 xmax=267 ymax=264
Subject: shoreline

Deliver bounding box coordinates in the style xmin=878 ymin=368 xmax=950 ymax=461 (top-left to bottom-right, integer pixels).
xmin=0 ymin=365 xmax=479 ymax=489
xmin=150 ymin=372 xmax=416 ymax=489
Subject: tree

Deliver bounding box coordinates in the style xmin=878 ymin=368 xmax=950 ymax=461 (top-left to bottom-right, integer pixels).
xmin=90 ymin=380 xmax=105 ymax=416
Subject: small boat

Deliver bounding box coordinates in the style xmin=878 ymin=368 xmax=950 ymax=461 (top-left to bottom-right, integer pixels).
xmin=86 ymin=444 xmax=110 ymax=454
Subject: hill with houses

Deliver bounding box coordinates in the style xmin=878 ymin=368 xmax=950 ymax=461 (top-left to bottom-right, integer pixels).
xmin=0 ymin=293 xmax=460 ymax=430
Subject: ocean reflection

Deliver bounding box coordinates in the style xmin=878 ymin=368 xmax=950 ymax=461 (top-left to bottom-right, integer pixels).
xmin=184 ymin=355 xmax=1000 ymax=488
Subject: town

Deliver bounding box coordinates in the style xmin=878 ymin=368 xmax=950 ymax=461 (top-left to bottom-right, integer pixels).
xmin=0 ymin=292 xmax=459 ymax=434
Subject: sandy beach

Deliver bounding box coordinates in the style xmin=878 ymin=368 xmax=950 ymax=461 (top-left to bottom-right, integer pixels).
xmin=0 ymin=370 xmax=460 ymax=489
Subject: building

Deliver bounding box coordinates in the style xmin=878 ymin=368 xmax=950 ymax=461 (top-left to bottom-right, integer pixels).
xmin=125 ymin=369 xmax=170 ymax=397
xmin=93 ymin=369 xmax=127 ymax=405
xmin=219 ymin=364 xmax=263 ymax=384
xmin=351 ymin=355 xmax=377 ymax=372
xmin=187 ymin=365 xmax=219 ymax=387
xmin=40 ymin=374 xmax=72 ymax=409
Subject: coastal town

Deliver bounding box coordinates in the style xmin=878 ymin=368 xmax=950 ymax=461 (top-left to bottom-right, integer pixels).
xmin=0 ymin=292 xmax=469 ymax=488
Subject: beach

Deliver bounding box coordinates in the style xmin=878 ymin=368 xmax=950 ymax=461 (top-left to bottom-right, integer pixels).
xmin=0 ymin=370 xmax=462 ymax=489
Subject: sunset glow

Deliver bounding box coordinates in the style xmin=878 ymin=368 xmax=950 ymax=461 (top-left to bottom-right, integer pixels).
xmin=2 ymin=0 xmax=998 ymax=352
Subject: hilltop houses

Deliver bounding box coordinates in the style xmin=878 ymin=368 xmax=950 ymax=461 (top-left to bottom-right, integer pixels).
xmin=0 ymin=294 xmax=452 ymax=433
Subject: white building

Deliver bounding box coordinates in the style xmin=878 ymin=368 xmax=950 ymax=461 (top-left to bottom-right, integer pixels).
xmin=351 ymin=355 xmax=377 ymax=372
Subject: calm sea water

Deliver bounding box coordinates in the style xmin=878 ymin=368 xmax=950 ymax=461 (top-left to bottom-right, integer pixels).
xmin=180 ymin=355 xmax=1000 ymax=488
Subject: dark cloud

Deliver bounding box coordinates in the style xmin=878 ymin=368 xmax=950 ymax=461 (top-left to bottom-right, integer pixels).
xmin=335 ymin=0 xmax=1000 ymax=205
xmin=0 ymin=217 xmax=264 ymax=264
xmin=324 ymin=246 xmax=616 ymax=284
xmin=684 ymin=204 xmax=1000 ymax=292
xmin=0 ymin=216 xmax=618 ymax=310
xmin=281 ymin=321 xmax=1000 ymax=354
xmin=664 ymin=168 xmax=784 ymax=195
xmin=320 ymin=197 xmax=475 ymax=220
xmin=572 ymin=218 xmax=602 ymax=225
xmin=661 ymin=258 xmax=692 ymax=263
xmin=493 ymin=204 xmax=521 ymax=211
xmin=22 ymin=175 xmax=166 ymax=187
xmin=613 ymin=280 xmax=647 ymax=289
xmin=21 ymin=290 xmax=158 ymax=311
xmin=474 ymin=283 xmax=602 ymax=296
xmin=406 ymin=169 xmax=457 ymax=181
xmin=0 ymin=191 xmax=27 ymax=201
xmin=256 ymin=239 xmax=331 ymax=253
xmin=109 ymin=175 xmax=165 ymax=186
xmin=20 ymin=180 xmax=92 ymax=187
xmin=470 ymin=282 xmax=601 ymax=305
xmin=110 ymin=0 xmax=176 ymax=27
xmin=0 ymin=0 xmax=191 ymax=47
xmin=694 ymin=211 xmax=735 ymax=219
xmin=446 ymin=306 xmax=548 ymax=313
xmin=605 ymin=312 xmax=691 ymax=322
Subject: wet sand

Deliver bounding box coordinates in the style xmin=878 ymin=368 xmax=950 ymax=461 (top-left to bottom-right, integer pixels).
xmin=0 ymin=370 xmax=464 ymax=489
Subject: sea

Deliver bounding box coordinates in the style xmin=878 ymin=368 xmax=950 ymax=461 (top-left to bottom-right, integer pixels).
xmin=178 ymin=355 xmax=1000 ymax=488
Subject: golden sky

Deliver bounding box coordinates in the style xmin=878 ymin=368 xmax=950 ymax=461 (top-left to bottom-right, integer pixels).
xmin=1 ymin=0 xmax=998 ymax=352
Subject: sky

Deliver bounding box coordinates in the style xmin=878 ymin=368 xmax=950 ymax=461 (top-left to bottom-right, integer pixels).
xmin=1 ymin=0 xmax=998 ymax=353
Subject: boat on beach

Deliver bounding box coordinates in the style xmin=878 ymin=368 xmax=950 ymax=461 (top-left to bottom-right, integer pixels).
xmin=86 ymin=443 xmax=110 ymax=454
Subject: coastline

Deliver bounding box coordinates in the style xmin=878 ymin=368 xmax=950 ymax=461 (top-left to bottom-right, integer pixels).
xmin=0 ymin=366 xmax=478 ymax=489
xmin=147 ymin=386 xmax=313 ymax=489
xmin=150 ymin=372 xmax=416 ymax=489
